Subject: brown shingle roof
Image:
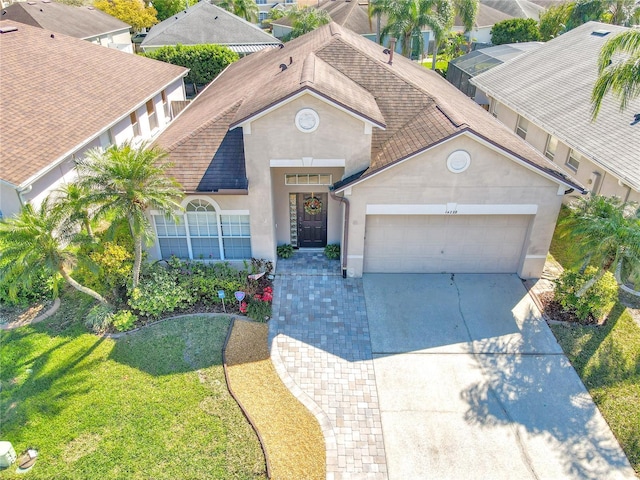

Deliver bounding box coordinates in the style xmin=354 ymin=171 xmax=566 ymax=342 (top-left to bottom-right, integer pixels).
xmin=0 ymin=21 xmax=188 ymax=187
xmin=2 ymin=1 xmax=130 ymax=39
xmin=154 ymin=22 xmax=583 ymax=192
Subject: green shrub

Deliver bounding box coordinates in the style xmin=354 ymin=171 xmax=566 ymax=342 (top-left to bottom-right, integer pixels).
xmin=554 ymin=267 xmax=618 ymax=323
xmin=85 ymin=303 xmax=115 ymax=334
xmin=141 ymin=44 xmax=238 ymax=87
xmin=324 ymin=244 xmax=340 ymax=260
xmin=0 ymin=264 xmax=56 ymax=307
xmin=277 ymin=244 xmax=294 ymax=259
xmin=128 ymin=266 xmax=195 ymax=319
xmin=91 ymin=242 xmax=133 ymax=292
xmin=247 ymin=299 xmax=271 ymax=322
xmin=112 ymin=310 xmax=137 ymax=332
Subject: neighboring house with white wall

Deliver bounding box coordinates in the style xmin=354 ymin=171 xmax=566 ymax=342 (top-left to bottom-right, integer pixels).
xmin=0 ymin=21 xmax=188 ymax=219
xmin=2 ymin=0 xmax=134 ymax=52
xmin=151 ymin=22 xmax=584 ymax=279
xmin=471 ymin=22 xmax=640 ymax=203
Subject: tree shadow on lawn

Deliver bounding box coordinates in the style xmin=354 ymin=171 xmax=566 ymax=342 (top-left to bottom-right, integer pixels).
xmin=108 ymin=315 xmax=231 ymax=376
xmin=460 ymin=332 xmax=634 ymax=480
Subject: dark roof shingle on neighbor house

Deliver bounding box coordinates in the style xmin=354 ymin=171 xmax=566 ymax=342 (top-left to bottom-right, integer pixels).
xmin=154 ymin=22 xmax=583 ymax=193
xmin=0 ymin=21 xmax=188 ymax=188
xmin=141 ymin=0 xmax=281 ymax=54
xmin=2 ymin=0 xmax=130 ymax=39
xmin=471 ymin=22 xmax=640 ymax=192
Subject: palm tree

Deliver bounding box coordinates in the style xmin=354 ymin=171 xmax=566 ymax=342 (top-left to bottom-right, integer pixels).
xmin=77 ymin=142 xmax=184 ymax=288
xmin=218 ymin=0 xmax=259 ymax=22
xmin=287 ymin=7 xmax=331 ymax=39
xmin=0 ymin=198 xmax=109 ymax=304
xmin=560 ymin=195 xmax=640 ymax=296
xmin=53 ymin=182 xmax=95 ymax=239
xmin=591 ymin=27 xmax=640 ymax=120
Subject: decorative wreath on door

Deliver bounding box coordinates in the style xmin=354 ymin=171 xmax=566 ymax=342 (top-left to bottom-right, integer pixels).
xmin=304 ymin=196 xmax=322 ymax=215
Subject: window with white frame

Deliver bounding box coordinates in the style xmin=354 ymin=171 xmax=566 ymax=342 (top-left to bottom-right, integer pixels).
xmin=161 ymin=90 xmax=170 ymax=120
xmin=146 ymin=99 xmax=158 ymax=131
xmin=566 ymin=149 xmax=581 ymax=172
xmin=285 ymin=173 xmax=332 ymax=185
xmin=545 ymin=134 xmax=557 ymax=161
xmin=256 ymin=0 xmax=267 ymax=5
xmin=130 ymin=111 xmax=141 ymax=138
xmin=489 ymin=98 xmax=498 ymax=117
xmin=154 ymin=199 xmax=251 ymax=260
xmin=516 ymin=115 xmax=528 ymax=139
xmin=259 ymin=11 xmax=268 ymax=21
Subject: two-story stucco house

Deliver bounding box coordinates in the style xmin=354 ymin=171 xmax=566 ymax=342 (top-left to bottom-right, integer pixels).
xmin=471 ymin=22 xmax=640 ymax=203
xmin=151 ymin=22 xmax=584 ymax=279
xmin=0 ymin=21 xmax=188 ymax=219
xmin=2 ymin=0 xmax=134 ymax=53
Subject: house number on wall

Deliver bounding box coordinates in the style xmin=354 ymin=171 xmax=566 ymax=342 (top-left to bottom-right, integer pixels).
xmin=445 ymin=202 xmax=458 ymax=214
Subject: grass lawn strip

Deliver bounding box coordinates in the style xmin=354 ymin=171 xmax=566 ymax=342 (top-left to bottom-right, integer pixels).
xmin=548 ymin=209 xmax=640 ymax=474
xmin=0 ymin=293 xmax=266 ymax=480
xmin=225 ymin=319 xmax=325 ymax=480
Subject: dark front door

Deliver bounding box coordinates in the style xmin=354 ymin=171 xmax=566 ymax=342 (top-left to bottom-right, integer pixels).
xmin=297 ymin=193 xmax=328 ymax=248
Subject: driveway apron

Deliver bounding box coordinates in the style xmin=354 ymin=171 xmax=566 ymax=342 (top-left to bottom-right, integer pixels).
xmin=269 ymin=252 xmax=388 ymax=480
xmin=365 ymin=273 xmax=635 ymax=480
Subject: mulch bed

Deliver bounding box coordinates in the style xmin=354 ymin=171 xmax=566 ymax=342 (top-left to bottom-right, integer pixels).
xmin=538 ymin=290 xmax=600 ymax=325
xmin=225 ymin=319 xmax=325 ymax=480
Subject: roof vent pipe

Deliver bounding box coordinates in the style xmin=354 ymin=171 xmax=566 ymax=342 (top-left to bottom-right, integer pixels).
xmin=279 ymin=63 xmax=287 ymax=71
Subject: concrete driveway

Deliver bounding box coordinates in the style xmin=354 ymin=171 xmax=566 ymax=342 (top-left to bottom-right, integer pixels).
xmin=364 ymin=274 xmax=635 ymax=480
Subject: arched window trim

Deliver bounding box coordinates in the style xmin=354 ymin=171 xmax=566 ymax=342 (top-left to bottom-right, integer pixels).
xmin=152 ymin=196 xmax=251 ymax=261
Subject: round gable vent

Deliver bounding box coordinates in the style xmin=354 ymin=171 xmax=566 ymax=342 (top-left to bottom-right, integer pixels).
xmin=295 ymin=108 xmax=319 ymax=133
xmin=447 ymin=150 xmax=471 ymax=173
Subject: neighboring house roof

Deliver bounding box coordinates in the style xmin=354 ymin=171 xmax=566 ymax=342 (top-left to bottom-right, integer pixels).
xmin=154 ymin=22 xmax=582 ymax=194
xmin=273 ymin=0 xmax=379 ymax=36
xmin=0 ymin=21 xmax=188 ymax=188
xmin=480 ymin=0 xmax=544 ymax=19
xmin=471 ymin=22 xmax=640 ymax=192
xmin=140 ymin=0 xmax=281 ymax=53
xmin=1 ymin=0 xmax=130 ymax=39
xmin=455 ymin=3 xmax=513 ymax=29
xmin=449 ymin=42 xmax=542 ymax=77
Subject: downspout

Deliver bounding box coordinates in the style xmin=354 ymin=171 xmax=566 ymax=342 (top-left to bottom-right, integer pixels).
xmin=17 ymin=184 xmax=33 ymax=207
xmin=329 ymin=189 xmax=349 ymax=279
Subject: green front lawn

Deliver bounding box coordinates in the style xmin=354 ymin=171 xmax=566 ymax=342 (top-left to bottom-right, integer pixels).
xmin=548 ymin=207 xmax=640 ymax=474
xmin=0 ymin=292 xmax=265 ymax=479
xmin=550 ymin=306 xmax=640 ymax=473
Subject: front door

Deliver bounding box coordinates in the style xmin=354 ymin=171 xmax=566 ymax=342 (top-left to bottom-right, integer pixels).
xmin=297 ymin=193 xmax=328 ymax=248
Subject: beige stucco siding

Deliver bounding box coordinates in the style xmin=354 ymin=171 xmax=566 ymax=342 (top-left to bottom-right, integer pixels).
xmin=342 ymin=133 xmax=564 ymax=278
xmin=242 ymin=93 xmax=374 ymax=262
xmin=271 ymin=167 xmax=344 ymax=246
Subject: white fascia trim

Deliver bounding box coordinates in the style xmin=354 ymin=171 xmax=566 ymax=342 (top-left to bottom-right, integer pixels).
xmin=525 ymin=254 xmax=547 ymax=259
xmin=231 ymin=89 xmax=385 ymax=131
xmin=366 ymin=203 xmax=538 ymax=215
xmin=82 ymin=27 xmax=131 ymax=41
xmin=19 ymin=72 xmax=189 ymax=190
xmin=334 ymin=131 xmax=577 ymax=193
xmin=270 ymin=158 xmax=346 ymax=167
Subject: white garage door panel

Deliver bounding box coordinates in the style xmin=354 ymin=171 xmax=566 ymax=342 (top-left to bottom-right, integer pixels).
xmin=364 ymin=215 xmax=530 ymax=273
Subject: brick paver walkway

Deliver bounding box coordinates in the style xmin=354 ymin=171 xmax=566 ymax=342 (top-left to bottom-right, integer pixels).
xmin=269 ymin=251 xmax=388 ymax=480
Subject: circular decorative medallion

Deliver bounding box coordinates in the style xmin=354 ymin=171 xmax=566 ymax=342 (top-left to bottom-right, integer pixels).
xmin=295 ymin=108 xmax=320 ymax=133
xmin=446 ymin=150 xmax=471 ymax=173
xmin=304 ymin=196 xmax=322 ymax=215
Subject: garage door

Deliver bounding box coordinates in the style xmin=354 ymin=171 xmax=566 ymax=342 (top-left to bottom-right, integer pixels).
xmin=364 ymin=215 xmax=530 ymax=273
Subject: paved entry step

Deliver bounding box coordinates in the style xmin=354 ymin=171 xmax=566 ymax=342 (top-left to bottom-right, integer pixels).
xmin=276 ymin=251 xmax=341 ymax=276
